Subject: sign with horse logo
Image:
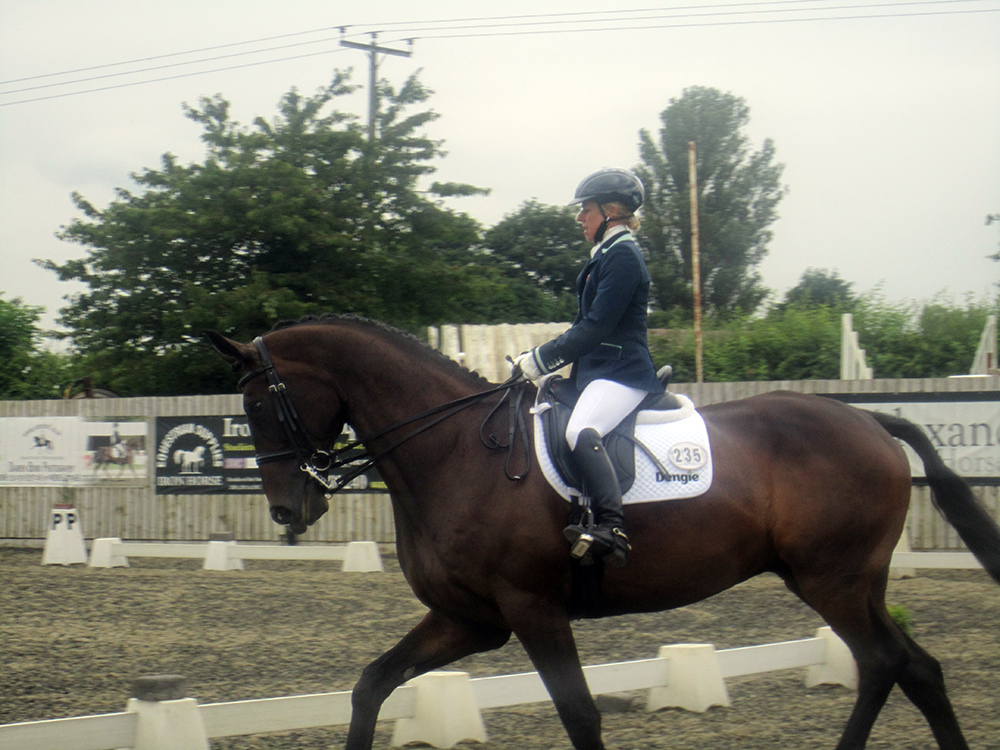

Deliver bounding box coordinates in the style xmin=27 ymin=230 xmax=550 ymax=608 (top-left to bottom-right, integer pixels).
xmin=153 ymin=416 xmax=381 ymax=494
xmin=0 ymin=417 xmax=83 ymax=486
xmin=154 ymin=417 xmax=230 ymax=494
xmin=0 ymin=416 xmax=147 ymax=487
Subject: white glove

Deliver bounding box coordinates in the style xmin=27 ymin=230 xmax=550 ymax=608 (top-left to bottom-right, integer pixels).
xmin=512 ymin=349 xmax=544 ymax=382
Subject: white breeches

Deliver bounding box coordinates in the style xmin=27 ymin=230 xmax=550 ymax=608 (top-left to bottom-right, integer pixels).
xmin=565 ymin=379 xmax=648 ymax=451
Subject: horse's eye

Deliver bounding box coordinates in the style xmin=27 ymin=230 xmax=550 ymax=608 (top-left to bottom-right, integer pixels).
xmin=248 ymin=400 xmax=264 ymax=416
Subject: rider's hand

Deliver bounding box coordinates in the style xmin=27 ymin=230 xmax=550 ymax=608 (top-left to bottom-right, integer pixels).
xmin=512 ymin=350 xmax=544 ymax=382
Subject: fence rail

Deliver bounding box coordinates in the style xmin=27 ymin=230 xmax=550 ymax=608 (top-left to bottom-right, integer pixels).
xmin=2 ymin=549 xmax=986 ymax=749
xmin=87 ymin=538 xmax=384 ymax=571
xmin=0 ymin=628 xmax=855 ymax=750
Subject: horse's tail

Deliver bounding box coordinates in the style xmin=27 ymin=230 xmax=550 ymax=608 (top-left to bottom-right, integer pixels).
xmin=868 ymin=409 xmax=1000 ymax=584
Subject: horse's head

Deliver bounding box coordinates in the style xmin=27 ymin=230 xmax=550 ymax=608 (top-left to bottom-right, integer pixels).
xmin=205 ymin=329 xmax=347 ymax=535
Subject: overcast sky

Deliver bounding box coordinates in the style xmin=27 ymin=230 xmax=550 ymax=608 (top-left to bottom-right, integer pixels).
xmin=2 ymin=0 xmax=999 ymax=335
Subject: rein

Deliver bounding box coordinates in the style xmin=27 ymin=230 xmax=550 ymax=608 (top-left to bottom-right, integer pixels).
xmin=237 ymin=336 xmax=531 ymax=498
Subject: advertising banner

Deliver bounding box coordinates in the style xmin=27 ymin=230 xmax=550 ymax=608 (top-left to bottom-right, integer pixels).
xmin=831 ymin=392 xmax=1000 ymax=482
xmin=153 ymin=416 xmax=384 ymax=494
xmin=154 ymin=416 xmax=260 ymax=494
xmin=0 ymin=416 xmax=147 ymax=487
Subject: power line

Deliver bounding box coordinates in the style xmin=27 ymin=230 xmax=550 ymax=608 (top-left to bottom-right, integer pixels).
xmin=389 ymin=5 xmax=1000 ymax=42
xmin=0 ymin=0 xmax=841 ymax=88
xmin=0 ymin=27 xmax=343 ymax=86
xmin=0 ymin=47 xmax=353 ymax=107
xmin=2 ymin=35 xmax=349 ymax=96
xmin=340 ymin=0 xmax=985 ymax=30
xmin=1 ymin=0 xmax=996 ymax=107
xmin=358 ymin=0 xmax=990 ymax=34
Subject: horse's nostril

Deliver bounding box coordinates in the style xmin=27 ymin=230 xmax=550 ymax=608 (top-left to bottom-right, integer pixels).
xmin=270 ymin=506 xmax=294 ymax=525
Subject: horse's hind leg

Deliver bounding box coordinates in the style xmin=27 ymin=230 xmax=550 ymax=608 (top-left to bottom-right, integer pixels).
xmin=894 ymin=631 xmax=968 ymax=749
xmin=789 ymin=572 xmax=969 ymax=750
xmin=345 ymin=610 xmax=510 ymax=750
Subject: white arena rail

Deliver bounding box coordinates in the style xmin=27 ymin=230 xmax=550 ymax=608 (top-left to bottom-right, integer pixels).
xmin=7 ymin=551 xmax=983 ymax=748
xmin=81 ymin=537 xmax=978 ymax=574
xmin=891 ymin=552 xmax=981 ymax=569
xmin=0 ymin=627 xmax=856 ymax=750
xmin=87 ymin=538 xmax=384 ymax=572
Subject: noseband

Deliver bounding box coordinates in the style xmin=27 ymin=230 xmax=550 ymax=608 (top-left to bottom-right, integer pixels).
xmin=237 ymin=335 xmax=531 ymax=502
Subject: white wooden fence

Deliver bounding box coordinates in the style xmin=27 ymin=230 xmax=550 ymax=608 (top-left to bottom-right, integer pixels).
xmin=840 ymin=313 xmax=874 ymax=379
xmin=970 ymin=314 xmax=998 ymax=375
xmin=429 ymin=322 xmax=572 ymax=383
xmin=0 ymin=627 xmax=856 ymax=750
xmin=86 ymin=538 xmax=384 ymax=572
xmin=2 ymin=548 xmax=987 ymax=749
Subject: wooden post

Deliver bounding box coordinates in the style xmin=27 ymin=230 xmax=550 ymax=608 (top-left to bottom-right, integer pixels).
xmin=688 ymin=141 xmax=703 ymax=383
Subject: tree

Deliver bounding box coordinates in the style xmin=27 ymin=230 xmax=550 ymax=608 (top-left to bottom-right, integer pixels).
xmin=777 ymin=268 xmax=856 ymax=312
xmin=637 ymin=87 xmax=785 ymax=320
xmin=988 ymin=213 xmax=1000 ymax=270
xmin=0 ymin=294 xmax=72 ymax=399
xmin=480 ymin=200 xmax=582 ymax=320
xmin=40 ymin=71 xmax=506 ymax=395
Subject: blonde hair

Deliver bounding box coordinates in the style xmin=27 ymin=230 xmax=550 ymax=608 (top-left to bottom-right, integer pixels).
xmin=600 ymin=200 xmax=641 ymax=233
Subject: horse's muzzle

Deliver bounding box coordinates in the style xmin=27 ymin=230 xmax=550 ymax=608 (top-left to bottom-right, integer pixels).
xmin=270 ymin=506 xmax=307 ymax=535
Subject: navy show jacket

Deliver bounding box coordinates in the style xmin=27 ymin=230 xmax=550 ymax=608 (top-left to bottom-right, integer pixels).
xmin=535 ymin=230 xmax=664 ymax=394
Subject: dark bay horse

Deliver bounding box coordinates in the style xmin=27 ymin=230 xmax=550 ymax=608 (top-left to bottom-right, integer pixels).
xmin=206 ymin=316 xmax=1000 ymax=750
xmin=93 ymin=437 xmax=140 ymax=474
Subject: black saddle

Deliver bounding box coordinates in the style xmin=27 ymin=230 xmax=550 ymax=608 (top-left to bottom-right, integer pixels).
xmin=536 ymin=368 xmax=682 ymax=495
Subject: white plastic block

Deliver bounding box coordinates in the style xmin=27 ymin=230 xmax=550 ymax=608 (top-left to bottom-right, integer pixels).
xmin=343 ymin=541 xmax=384 ymax=572
xmin=646 ymin=644 xmax=731 ymax=713
xmin=805 ymin=627 xmax=858 ymax=689
xmin=391 ymin=671 xmax=487 ymax=748
xmin=889 ymin=531 xmax=916 ymax=579
xmin=89 ymin=537 xmax=130 ymax=568
xmin=127 ymin=697 xmax=210 ymax=750
xmin=202 ymin=540 xmax=244 ymax=571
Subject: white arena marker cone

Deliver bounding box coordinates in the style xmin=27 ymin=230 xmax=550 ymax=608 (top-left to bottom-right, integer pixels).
xmin=646 ymin=644 xmax=731 ymax=713
xmin=343 ymin=541 xmax=384 ymax=572
xmin=127 ymin=675 xmax=209 ymax=750
xmin=391 ymin=671 xmax=487 ymax=748
xmin=89 ymin=537 xmax=130 ymax=568
xmin=806 ymin=627 xmax=858 ymax=690
xmin=202 ymin=540 xmax=243 ymax=571
xmin=41 ymin=503 xmax=88 ymax=565
xmin=889 ymin=530 xmax=916 ymax=579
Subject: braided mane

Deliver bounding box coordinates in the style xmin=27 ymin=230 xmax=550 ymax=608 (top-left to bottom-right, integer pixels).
xmin=270 ymin=314 xmax=494 ymax=388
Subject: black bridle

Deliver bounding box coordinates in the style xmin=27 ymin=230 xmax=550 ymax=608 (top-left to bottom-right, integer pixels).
xmin=237 ymin=336 xmax=531 ymax=500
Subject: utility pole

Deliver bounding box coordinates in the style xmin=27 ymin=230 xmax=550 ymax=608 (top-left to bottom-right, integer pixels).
xmin=688 ymin=140 xmax=703 ymax=383
xmin=339 ymin=32 xmax=413 ymax=141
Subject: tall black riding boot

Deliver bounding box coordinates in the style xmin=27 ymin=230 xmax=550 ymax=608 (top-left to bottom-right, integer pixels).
xmin=563 ymin=428 xmax=630 ymax=566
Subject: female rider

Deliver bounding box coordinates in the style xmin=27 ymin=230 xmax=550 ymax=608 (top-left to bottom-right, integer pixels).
xmin=514 ymin=167 xmax=664 ymax=566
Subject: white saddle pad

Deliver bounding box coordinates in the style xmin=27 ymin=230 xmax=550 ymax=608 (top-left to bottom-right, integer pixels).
xmin=533 ymin=393 xmax=714 ymax=504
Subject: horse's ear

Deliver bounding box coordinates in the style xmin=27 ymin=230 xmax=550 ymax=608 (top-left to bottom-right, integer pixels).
xmin=204 ymin=330 xmax=256 ymax=373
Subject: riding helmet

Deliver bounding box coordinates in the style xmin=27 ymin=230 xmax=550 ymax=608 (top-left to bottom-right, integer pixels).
xmin=570 ymin=167 xmax=644 ymax=212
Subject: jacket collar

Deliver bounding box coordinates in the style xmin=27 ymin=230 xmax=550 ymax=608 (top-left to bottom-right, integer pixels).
xmin=590 ymin=226 xmax=632 ymax=257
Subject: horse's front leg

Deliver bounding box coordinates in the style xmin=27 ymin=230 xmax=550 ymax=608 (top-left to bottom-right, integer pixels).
xmin=514 ymin=612 xmax=605 ymax=750
xmin=346 ymin=610 xmax=510 ymax=750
